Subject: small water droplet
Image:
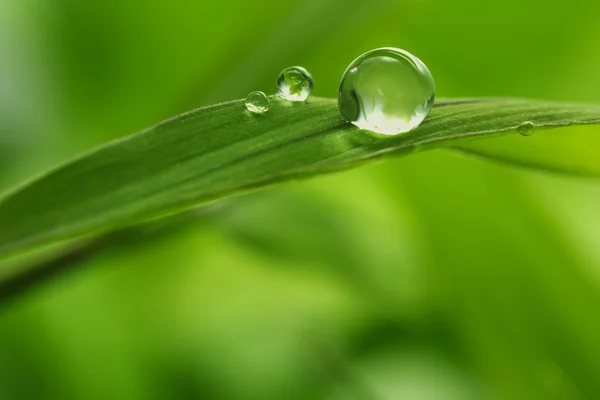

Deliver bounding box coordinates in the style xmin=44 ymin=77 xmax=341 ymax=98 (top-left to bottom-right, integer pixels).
xmin=517 ymin=121 xmax=535 ymax=136
xmin=338 ymin=47 xmax=435 ymax=135
xmin=276 ymin=66 xmax=313 ymax=102
xmin=245 ymin=91 xmax=270 ymax=114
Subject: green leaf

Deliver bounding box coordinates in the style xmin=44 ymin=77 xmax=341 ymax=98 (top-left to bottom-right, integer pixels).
xmin=1 ymin=97 xmax=600 ymax=260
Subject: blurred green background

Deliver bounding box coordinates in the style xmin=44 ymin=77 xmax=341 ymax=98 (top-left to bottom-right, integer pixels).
xmin=1 ymin=0 xmax=600 ymax=399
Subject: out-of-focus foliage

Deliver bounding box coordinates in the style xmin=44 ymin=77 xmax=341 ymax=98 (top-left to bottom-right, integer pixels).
xmin=1 ymin=0 xmax=600 ymax=399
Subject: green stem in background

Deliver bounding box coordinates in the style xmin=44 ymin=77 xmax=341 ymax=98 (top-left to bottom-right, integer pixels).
xmin=0 ymin=208 xmax=212 ymax=306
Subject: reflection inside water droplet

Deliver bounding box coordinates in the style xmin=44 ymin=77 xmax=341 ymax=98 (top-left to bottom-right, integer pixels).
xmin=276 ymin=66 xmax=314 ymax=102
xmin=245 ymin=91 xmax=270 ymax=114
xmin=338 ymin=47 xmax=435 ymax=135
xmin=517 ymin=121 xmax=535 ymax=136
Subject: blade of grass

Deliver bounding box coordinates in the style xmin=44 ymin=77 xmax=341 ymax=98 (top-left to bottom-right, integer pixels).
xmin=1 ymin=97 xmax=600 ymax=262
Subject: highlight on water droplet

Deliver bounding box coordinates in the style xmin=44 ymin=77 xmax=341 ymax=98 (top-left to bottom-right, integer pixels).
xmin=276 ymin=66 xmax=313 ymax=102
xmin=516 ymin=121 xmax=535 ymax=136
xmin=338 ymin=47 xmax=435 ymax=135
xmin=245 ymin=91 xmax=270 ymax=114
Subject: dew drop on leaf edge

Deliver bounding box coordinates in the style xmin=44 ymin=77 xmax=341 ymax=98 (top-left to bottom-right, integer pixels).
xmin=338 ymin=47 xmax=435 ymax=135
xmin=245 ymin=91 xmax=270 ymax=114
xmin=276 ymin=66 xmax=314 ymax=102
xmin=517 ymin=121 xmax=535 ymax=136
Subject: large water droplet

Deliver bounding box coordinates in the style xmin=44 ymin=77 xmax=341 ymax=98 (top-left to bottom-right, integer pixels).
xmin=517 ymin=121 xmax=535 ymax=136
xmin=245 ymin=91 xmax=270 ymax=114
xmin=276 ymin=66 xmax=313 ymax=102
xmin=338 ymin=47 xmax=435 ymax=135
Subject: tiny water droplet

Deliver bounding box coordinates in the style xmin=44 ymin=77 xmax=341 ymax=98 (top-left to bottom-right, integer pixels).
xmin=245 ymin=91 xmax=270 ymax=114
xmin=276 ymin=66 xmax=313 ymax=102
xmin=338 ymin=47 xmax=435 ymax=135
xmin=517 ymin=121 xmax=535 ymax=136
